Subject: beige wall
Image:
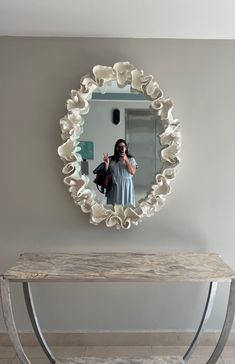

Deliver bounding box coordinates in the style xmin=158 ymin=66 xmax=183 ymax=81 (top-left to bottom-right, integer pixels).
xmin=1 ymin=37 xmax=235 ymax=332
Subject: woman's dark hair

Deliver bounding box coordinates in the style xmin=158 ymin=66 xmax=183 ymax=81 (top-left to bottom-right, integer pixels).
xmin=111 ymin=139 xmax=133 ymax=162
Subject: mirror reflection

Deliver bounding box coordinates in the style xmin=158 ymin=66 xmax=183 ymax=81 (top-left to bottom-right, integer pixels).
xmin=78 ymin=82 xmax=164 ymax=207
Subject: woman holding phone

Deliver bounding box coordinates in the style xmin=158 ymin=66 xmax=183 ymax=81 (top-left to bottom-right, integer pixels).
xmin=103 ymin=139 xmax=137 ymax=207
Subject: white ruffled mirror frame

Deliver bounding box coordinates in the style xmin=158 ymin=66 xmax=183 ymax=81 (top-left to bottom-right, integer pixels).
xmin=58 ymin=62 xmax=181 ymax=229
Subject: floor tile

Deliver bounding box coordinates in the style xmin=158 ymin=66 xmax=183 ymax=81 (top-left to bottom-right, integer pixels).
xmin=52 ymin=346 xmax=86 ymax=358
xmin=12 ymin=359 xmax=51 ymax=364
xmin=222 ymin=359 xmax=235 ymax=364
xmin=151 ymin=346 xmax=187 ymax=356
xmin=21 ymin=346 xmax=47 ymax=359
xmin=0 ymin=346 xmax=16 ymax=359
xmin=10 ymin=346 xmax=86 ymax=363
xmin=190 ymin=346 xmax=216 ymax=357
xmin=85 ymin=346 xmax=151 ymax=357
xmin=221 ymin=346 xmax=235 ymax=358
xmin=187 ymin=359 xmax=223 ymax=364
xmin=0 ymin=345 xmax=230 ymax=364
xmin=151 ymin=346 xmax=225 ymax=363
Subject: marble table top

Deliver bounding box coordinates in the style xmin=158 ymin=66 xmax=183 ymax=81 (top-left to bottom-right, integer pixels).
xmin=2 ymin=252 xmax=235 ymax=283
xmin=56 ymin=356 xmax=184 ymax=364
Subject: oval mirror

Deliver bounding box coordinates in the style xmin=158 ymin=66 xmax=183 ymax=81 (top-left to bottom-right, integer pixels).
xmin=58 ymin=62 xmax=181 ymax=229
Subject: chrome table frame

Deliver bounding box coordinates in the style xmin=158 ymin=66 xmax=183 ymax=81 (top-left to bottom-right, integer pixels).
xmin=1 ymin=252 xmax=235 ymax=364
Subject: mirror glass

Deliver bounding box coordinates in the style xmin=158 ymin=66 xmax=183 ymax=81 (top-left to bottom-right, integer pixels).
xmin=78 ymin=81 xmax=164 ymax=207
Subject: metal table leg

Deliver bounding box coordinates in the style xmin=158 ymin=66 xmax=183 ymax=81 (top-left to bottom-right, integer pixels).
xmin=1 ymin=277 xmax=235 ymax=364
xmin=0 ymin=277 xmax=31 ymax=364
xmin=23 ymin=282 xmax=56 ymax=364
xmin=205 ymin=279 xmax=235 ymax=364
xmin=183 ymin=281 xmax=218 ymax=362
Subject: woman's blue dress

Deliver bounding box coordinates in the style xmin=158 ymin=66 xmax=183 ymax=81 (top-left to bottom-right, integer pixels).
xmin=106 ymin=157 xmax=137 ymax=207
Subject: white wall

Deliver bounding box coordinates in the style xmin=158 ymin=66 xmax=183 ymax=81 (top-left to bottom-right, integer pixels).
xmin=1 ymin=37 xmax=235 ymax=332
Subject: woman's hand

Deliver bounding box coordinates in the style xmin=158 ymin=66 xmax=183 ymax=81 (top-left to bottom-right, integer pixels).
xmin=122 ymin=153 xmax=128 ymax=162
xmin=103 ymin=153 xmax=110 ymax=170
xmin=123 ymin=154 xmax=136 ymax=175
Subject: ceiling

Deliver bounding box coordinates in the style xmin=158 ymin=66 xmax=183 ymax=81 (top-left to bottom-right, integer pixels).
xmin=1 ymin=0 xmax=235 ymax=39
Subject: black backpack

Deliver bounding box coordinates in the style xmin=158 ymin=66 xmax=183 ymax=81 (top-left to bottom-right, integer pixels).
xmin=93 ymin=163 xmax=112 ymax=194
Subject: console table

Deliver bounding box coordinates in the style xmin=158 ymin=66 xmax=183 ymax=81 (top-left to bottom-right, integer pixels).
xmin=1 ymin=252 xmax=235 ymax=364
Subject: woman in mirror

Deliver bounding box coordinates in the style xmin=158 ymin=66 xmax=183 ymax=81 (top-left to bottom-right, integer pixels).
xmin=103 ymin=139 xmax=137 ymax=207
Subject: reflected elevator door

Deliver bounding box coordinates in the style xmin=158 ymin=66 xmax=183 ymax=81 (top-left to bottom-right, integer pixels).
xmin=125 ymin=109 xmax=162 ymax=199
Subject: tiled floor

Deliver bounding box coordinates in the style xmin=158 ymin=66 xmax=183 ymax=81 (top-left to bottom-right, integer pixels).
xmin=0 ymin=345 xmax=234 ymax=363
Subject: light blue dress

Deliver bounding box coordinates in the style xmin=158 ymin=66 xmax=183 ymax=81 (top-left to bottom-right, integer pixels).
xmin=106 ymin=157 xmax=137 ymax=207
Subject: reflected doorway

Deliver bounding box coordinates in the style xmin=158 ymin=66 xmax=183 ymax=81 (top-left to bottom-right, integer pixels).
xmin=125 ymin=109 xmax=163 ymax=202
